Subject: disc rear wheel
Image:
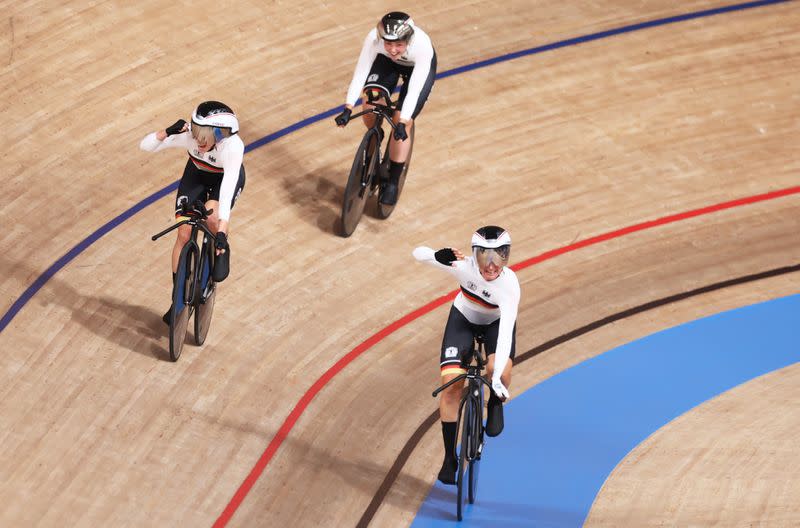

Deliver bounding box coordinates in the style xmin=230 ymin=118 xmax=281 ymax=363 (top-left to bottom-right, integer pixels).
xmin=341 ymin=129 xmax=380 ymax=237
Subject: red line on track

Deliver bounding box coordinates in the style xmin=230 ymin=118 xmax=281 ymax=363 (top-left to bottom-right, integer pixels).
xmin=213 ymin=185 xmax=800 ymax=527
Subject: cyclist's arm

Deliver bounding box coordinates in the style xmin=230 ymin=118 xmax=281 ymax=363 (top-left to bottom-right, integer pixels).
xmin=412 ymin=246 xmax=462 ymax=276
xmin=139 ymin=131 xmax=193 ymax=152
xmin=345 ymin=30 xmax=380 ymax=108
xmin=216 ymin=137 xmax=245 ymax=224
xmin=398 ymin=34 xmax=434 ymax=122
xmin=492 ymin=280 xmax=521 ymax=383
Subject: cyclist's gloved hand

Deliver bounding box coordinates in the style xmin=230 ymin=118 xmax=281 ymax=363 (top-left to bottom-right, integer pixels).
xmin=491 ymin=377 xmax=510 ymax=401
xmin=393 ymin=122 xmax=408 ymax=141
xmin=434 ymin=248 xmax=457 ymax=266
xmin=165 ymin=119 xmax=187 ymax=136
xmin=335 ymin=108 xmax=352 ymax=127
xmin=215 ymin=231 xmax=229 ymax=251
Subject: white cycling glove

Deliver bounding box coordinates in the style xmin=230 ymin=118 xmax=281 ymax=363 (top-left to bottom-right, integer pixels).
xmin=491 ymin=377 xmax=510 ymax=401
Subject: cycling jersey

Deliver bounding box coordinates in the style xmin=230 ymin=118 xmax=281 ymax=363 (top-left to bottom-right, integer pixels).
xmin=413 ymin=246 xmax=521 ymax=378
xmin=346 ymin=21 xmax=435 ymax=122
xmin=139 ymin=131 xmax=244 ymax=221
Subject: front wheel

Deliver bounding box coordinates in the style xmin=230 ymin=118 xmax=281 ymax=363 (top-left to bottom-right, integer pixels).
xmin=468 ymin=395 xmax=482 ymax=504
xmin=456 ymin=395 xmax=475 ymax=521
xmin=376 ymin=125 xmax=414 ymax=219
xmin=340 ymin=128 xmax=381 ymax=237
xmin=169 ymin=242 xmax=196 ymax=361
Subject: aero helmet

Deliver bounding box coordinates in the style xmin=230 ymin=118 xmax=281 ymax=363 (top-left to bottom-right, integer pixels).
xmin=377 ymin=12 xmax=414 ymax=42
xmin=191 ymin=101 xmax=239 ymax=144
xmin=471 ymin=225 xmax=511 ymax=271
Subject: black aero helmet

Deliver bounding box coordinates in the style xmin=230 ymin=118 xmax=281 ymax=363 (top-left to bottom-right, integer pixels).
xmin=471 ymin=225 xmax=511 ymax=270
xmin=377 ymin=12 xmax=414 ymax=42
xmin=191 ymin=101 xmax=239 ymax=143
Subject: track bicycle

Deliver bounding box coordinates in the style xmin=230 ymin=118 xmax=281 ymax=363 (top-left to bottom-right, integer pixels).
xmin=151 ymin=201 xmax=218 ymax=361
xmin=432 ymin=334 xmax=492 ymax=521
xmin=339 ymin=89 xmax=415 ymax=237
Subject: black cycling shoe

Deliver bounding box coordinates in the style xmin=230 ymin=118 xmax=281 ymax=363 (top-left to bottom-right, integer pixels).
xmin=437 ymin=456 xmax=458 ymax=485
xmin=162 ymin=306 xmax=172 ymax=325
xmin=486 ymin=393 xmax=504 ymax=437
xmin=380 ymin=182 xmax=399 ymax=205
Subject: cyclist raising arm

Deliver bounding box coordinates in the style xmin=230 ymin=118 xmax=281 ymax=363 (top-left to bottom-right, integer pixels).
xmin=140 ymin=101 xmax=245 ymax=323
xmin=335 ymin=12 xmax=436 ymax=206
xmin=413 ymin=226 xmax=520 ymax=485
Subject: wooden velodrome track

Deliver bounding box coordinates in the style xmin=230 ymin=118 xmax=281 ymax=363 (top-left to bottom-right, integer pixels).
xmin=2 ymin=0 xmax=798 ymax=526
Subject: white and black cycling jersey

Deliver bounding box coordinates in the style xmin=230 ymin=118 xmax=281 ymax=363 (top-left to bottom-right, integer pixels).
xmin=346 ymin=21 xmax=435 ymax=122
xmin=413 ymin=246 xmax=521 ymax=378
xmin=139 ymin=131 xmax=244 ymax=221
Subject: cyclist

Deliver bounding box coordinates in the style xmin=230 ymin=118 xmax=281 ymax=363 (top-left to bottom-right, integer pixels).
xmin=335 ymin=12 xmax=436 ymax=206
xmin=139 ymin=101 xmax=245 ymax=323
xmin=413 ymin=226 xmax=520 ymax=485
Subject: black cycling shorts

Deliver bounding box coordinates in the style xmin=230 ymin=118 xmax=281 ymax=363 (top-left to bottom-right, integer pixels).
xmin=362 ymin=52 xmax=437 ymax=119
xmin=175 ymin=158 xmax=245 ymax=216
xmin=439 ymin=305 xmax=516 ymax=374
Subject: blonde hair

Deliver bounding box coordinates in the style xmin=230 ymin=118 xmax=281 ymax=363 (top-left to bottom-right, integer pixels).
xmin=191 ymin=125 xmax=231 ymax=145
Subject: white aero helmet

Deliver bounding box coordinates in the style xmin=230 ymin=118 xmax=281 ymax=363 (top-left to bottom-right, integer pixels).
xmin=377 ymin=12 xmax=414 ymax=42
xmin=471 ymin=225 xmax=511 ymax=270
xmin=191 ymin=100 xmax=239 ymax=144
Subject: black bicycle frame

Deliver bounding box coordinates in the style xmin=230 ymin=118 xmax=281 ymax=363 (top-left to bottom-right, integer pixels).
xmin=432 ymin=335 xmax=493 ymax=456
xmin=151 ymin=208 xmax=217 ymax=305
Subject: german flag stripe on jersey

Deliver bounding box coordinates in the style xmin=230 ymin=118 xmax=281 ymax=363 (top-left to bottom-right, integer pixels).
xmin=460 ymin=286 xmax=499 ymax=309
xmin=441 ymin=364 xmax=466 ymax=376
xmin=190 ymin=156 xmax=224 ymax=173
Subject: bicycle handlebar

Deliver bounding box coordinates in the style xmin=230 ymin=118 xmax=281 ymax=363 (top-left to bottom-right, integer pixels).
xmin=431 ymin=371 xmax=492 ymax=398
xmin=432 ymin=373 xmax=467 ymax=397
xmin=150 ymin=203 xmax=216 ymax=242
xmin=346 ymin=90 xmax=401 ymax=132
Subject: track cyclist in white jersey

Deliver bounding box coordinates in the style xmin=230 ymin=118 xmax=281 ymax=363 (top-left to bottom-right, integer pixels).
xmin=335 ymin=11 xmax=436 ymax=206
xmin=413 ymin=226 xmax=521 ymax=485
xmin=140 ymin=101 xmax=245 ymax=323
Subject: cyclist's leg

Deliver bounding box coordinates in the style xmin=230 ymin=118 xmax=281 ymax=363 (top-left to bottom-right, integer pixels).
xmin=172 ymin=224 xmax=193 ymax=272
xmin=361 ymin=55 xmax=400 ymax=130
xmin=171 ymin=160 xmax=206 ymax=272
xmin=483 ymin=320 xmax=517 ymax=436
xmin=440 ymin=307 xmax=474 ymax=419
xmin=164 ymin=161 xmax=206 ymax=323
xmin=164 ymin=222 xmax=193 ymax=324
xmin=438 ymin=305 xmax=474 ymax=484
